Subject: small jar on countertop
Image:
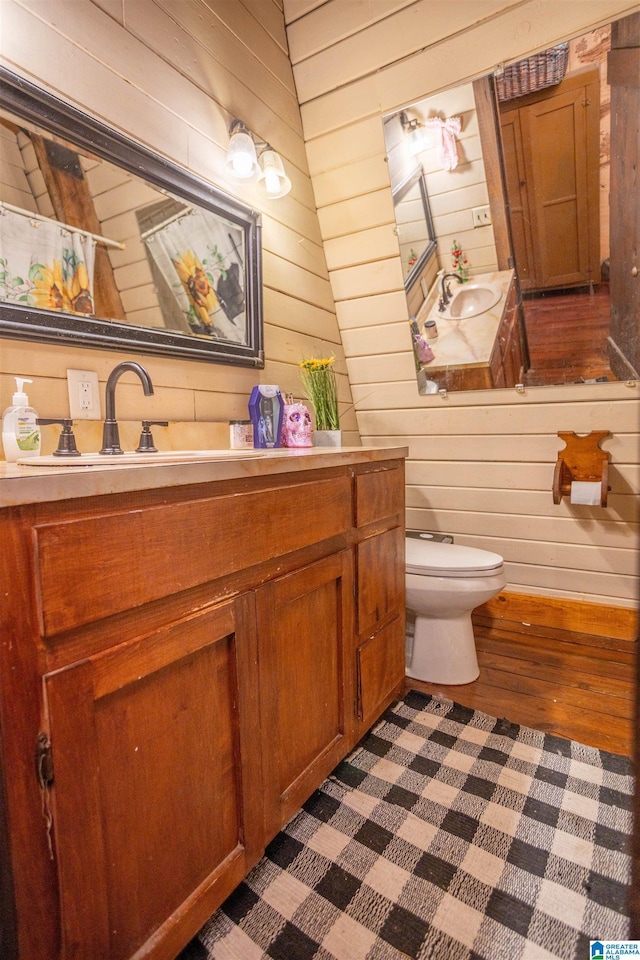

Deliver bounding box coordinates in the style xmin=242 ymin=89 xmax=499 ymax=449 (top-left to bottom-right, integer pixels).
xmin=425 ymin=319 xmax=438 ymax=340
xmin=229 ymin=419 xmax=254 ymax=449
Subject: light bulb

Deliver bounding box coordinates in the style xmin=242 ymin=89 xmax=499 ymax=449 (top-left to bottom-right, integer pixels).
xmin=258 ymin=148 xmax=291 ymax=199
xmin=409 ymin=125 xmax=430 ymax=155
xmin=226 ymin=124 xmax=258 ymax=180
xmin=232 ymin=151 xmax=256 ymax=179
xmin=264 ymin=169 xmax=281 ymax=195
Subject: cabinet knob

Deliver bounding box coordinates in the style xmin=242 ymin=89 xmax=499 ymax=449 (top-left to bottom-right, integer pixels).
xmin=632 ymin=265 xmax=638 ymax=278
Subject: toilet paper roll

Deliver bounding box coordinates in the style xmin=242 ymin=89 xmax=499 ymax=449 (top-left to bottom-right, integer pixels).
xmin=570 ymin=480 xmax=601 ymax=505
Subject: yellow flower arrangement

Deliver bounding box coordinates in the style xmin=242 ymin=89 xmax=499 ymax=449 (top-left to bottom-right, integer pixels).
xmin=299 ymin=356 xmax=340 ymax=431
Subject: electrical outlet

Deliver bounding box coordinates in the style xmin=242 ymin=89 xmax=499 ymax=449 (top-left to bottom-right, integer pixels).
xmin=67 ymin=369 xmax=101 ymax=419
xmin=472 ymin=205 xmax=492 ymax=228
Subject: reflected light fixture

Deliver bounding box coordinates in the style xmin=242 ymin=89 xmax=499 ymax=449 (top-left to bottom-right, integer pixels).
xmin=258 ymin=146 xmax=292 ymax=199
xmin=226 ymin=119 xmax=292 ymax=198
xmin=225 ymin=119 xmax=259 ymax=179
xmin=400 ymin=110 xmax=430 ymax=155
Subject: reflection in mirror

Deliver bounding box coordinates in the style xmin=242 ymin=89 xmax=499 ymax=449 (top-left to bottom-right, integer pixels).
xmin=0 ymin=68 xmax=263 ymax=367
xmin=384 ymin=22 xmax=637 ymax=392
xmin=390 ymin=167 xmax=436 ymax=294
xmin=385 ymin=81 xmax=498 ymax=325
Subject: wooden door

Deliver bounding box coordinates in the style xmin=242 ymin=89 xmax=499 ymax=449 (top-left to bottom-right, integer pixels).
xmin=43 ymin=597 xmax=263 ymax=960
xmin=257 ymin=551 xmax=354 ymax=842
xmin=500 ymin=68 xmax=600 ymax=292
xmin=607 ymin=14 xmax=640 ymax=380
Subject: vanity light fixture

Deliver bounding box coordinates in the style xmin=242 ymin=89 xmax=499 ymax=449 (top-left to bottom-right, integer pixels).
xmin=400 ymin=110 xmax=430 ymax=155
xmin=226 ymin=119 xmax=292 ymax=198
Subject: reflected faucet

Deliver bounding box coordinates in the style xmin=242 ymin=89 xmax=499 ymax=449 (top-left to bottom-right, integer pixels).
xmin=438 ymin=272 xmax=464 ymax=310
xmin=100 ymin=361 xmax=154 ymax=454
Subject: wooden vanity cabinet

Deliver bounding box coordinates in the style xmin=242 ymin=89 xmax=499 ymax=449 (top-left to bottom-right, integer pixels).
xmin=0 ymin=456 xmax=406 ymax=960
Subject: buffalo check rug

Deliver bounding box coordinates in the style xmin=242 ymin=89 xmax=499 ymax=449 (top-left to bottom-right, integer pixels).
xmin=196 ymin=691 xmax=634 ymax=960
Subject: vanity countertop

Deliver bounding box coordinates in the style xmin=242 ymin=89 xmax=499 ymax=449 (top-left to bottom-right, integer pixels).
xmin=418 ymin=269 xmax=514 ymax=370
xmin=0 ymin=445 xmax=409 ymax=508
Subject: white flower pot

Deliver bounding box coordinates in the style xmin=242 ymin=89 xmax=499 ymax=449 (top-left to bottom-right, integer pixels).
xmin=314 ymin=429 xmax=342 ymax=447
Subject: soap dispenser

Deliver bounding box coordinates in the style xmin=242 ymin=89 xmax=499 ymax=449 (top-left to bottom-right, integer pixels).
xmin=2 ymin=377 xmax=41 ymax=461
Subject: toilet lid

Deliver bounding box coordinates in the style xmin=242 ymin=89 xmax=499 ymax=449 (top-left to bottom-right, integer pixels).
xmin=405 ymin=536 xmax=504 ymax=575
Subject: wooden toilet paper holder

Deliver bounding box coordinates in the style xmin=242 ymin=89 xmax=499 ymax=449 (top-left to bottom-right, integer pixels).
xmin=553 ymin=431 xmax=611 ymax=506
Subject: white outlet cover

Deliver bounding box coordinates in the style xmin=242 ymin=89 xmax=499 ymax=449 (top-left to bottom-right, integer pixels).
xmin=67 ymin=369 xmax=101 ymax=420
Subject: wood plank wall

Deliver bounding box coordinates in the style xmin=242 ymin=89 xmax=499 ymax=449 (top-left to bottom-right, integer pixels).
xmin=283 ymin=0 xmax=640 ymax=612
xmin=0 ymin=0 xmax=358 ymax=441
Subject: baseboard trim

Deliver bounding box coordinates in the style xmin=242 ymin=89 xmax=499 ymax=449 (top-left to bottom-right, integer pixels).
xmin=475 ymin=591 xmax=638 ymax=642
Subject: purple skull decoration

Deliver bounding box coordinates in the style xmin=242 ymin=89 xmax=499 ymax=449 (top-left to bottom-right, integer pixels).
xmin=281 ymin=402 xmax=313 ymax=447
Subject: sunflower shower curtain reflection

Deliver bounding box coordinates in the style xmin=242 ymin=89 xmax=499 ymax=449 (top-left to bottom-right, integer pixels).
xmin=0 ymin=208 xmax=95 ymax=315
xmin=142 ymin=208 xmax=246 ymax=343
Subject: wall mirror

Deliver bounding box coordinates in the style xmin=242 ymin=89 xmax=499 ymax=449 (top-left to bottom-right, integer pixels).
xmin=384 ymin=19 xmax=638 ymax=393
xmin=0 ymin=67 xmax=264 ymax=367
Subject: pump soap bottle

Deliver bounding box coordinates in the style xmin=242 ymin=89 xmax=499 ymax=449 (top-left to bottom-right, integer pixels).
xmin=2 ymin=377 xmax=41 ymax=461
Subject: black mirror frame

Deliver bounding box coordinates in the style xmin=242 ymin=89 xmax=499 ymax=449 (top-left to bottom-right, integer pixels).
xmin=393 ymin=166 xmax=437 ymax=292
xmin=0 ymin=67 xmax=264 ymax=368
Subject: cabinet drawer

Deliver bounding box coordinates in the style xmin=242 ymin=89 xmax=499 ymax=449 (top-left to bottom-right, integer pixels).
xmin=33 ymin=475 xmax=351 ymax=636
xmin=355 ymin=463 xmax=404 ymax=527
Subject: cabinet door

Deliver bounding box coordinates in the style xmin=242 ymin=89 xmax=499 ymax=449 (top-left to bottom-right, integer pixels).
xmin=355 ymin=526 xmax=406 ymax=738
xmin=356 ymin=615 xmax=405 ymax=735
xmin=257 ymin=551 xmax=354 ymax=841
xmin=43 ymin=597 xmax=263 ymax=960
xmin=356 ymin=526 xmax=404 ymax=638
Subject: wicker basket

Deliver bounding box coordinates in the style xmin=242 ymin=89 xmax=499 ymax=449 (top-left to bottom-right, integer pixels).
xmin=496 ymin=43 xmax=569 ymax=101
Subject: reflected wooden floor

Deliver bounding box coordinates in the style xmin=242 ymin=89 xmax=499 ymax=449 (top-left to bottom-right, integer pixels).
xmin=522 ymin=283 xmax=614 ymax=385
xmin=406 ymin=613 xmax=636 ymax=757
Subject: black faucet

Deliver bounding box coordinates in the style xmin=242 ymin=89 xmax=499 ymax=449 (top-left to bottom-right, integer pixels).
xmin=100 ymin=361 xmax=154 ymax=454
xmin=438 ymin=272 xmax=464 ymax=310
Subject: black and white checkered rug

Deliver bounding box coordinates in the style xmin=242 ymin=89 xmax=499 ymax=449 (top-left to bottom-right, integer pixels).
xmin=197 ymin=691 xmax=634 ymax=960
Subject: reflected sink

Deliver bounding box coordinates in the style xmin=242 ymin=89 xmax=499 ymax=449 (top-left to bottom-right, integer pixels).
xmin=446 ymin=282 xmax=502 ymax=319
xmin=18 ymin=449 xmax=270 ymax=467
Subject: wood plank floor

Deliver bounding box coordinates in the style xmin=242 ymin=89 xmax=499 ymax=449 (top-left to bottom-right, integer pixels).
xmin=406 ymin=613 xmax=636 ymax=757
xmin=522 ymin=282 xmax=614 ymax=385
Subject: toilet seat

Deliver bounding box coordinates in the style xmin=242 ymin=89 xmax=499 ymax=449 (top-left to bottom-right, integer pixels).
xmin=406 ymin=536 xmax=504 ymax=579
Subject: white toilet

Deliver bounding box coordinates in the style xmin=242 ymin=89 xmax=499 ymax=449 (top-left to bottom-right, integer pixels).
xmin=405 ymin=532 xmax=507 ymax=684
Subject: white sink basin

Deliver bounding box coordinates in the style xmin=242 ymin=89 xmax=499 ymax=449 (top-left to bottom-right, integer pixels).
xmin=18 ymin=449 xmax=269 ymax=467
xmin=446 ymin=282 xmax=502 ymax=319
